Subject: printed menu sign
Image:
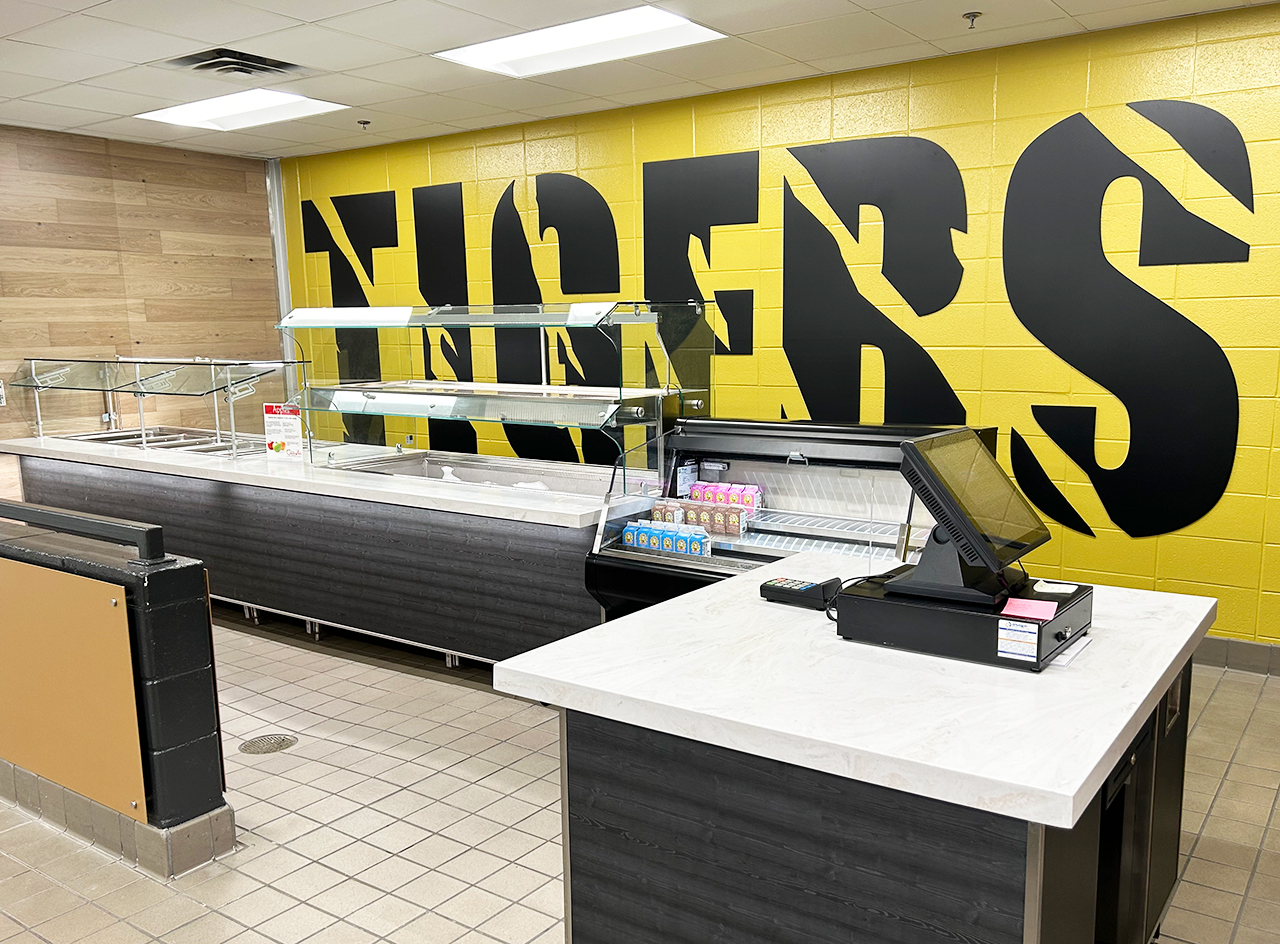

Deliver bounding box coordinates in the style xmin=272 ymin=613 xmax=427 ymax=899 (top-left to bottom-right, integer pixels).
xmin=263 ymin=404 xmax=303 ymax=461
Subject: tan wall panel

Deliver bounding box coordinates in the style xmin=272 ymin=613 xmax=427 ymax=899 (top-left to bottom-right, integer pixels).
xmin=0 ymin=557 xmax=147 ymax=821
xmin=0 ymin=124 xmax=281 ymax=443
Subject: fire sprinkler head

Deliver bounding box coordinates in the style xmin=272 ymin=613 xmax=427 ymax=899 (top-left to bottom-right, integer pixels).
xmin=963 ymin=11 xmax=982 ymax=29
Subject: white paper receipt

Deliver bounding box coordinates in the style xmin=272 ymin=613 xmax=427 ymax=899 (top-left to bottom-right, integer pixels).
xmin=997 ymin=619 xmax=1040 ymax=662
xmin=1034 ymin=580 xmax=1078 ymax=594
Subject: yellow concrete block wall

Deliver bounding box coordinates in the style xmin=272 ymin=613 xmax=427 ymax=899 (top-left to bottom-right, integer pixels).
xmin=282 ymin=5 xmax=1280 ymax=642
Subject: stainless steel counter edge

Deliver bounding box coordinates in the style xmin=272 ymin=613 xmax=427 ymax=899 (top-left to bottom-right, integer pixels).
xmin=0 ymin=437 xmax=650 ymax=529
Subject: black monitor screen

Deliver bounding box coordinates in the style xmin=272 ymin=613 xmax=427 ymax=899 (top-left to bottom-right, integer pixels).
xmin=904 ymin=429 xmax=1050 ymax=571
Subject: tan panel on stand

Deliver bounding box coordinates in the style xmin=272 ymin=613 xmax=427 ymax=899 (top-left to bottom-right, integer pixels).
xmin=0 ymin=557 xmax=147 ymax=822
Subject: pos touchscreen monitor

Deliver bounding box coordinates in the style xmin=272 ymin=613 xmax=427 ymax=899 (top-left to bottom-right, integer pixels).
xmin=889 ymin=428 xmax=1050 ymax=604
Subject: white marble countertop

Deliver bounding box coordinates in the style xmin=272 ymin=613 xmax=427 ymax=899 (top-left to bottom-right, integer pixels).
xmin=0 ymin=436 xmax=648 ymax=529
xmin=495 ymin=550 xmax=1216 ymax=827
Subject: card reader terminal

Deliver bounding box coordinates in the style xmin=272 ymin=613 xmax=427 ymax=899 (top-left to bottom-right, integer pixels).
xmin=761 ymin=577 xmax=843 ymax=610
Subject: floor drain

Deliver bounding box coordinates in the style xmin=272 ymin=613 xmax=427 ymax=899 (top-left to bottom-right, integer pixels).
xmin=239 ymin=734 xmax=298 ymax=755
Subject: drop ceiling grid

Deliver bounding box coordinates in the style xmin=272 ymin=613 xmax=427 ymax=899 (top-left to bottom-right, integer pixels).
xmin=0 ymin=0 xmax=1269 ymax=157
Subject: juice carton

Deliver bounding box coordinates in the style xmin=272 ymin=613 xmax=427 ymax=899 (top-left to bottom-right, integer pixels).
xmin=688 ymin=528 xmax=706 ymax=556
xmin=727 ymin=484 xmax=744 ymax=505
xmin=712 ymin=484 xmax=731 ymax=504
xmin=711 ymin=506 xmax=727 ymax=533
xmin=622 ymin=522 xmax=639 ymax=546
xmin=725 ymin=508 xmax=744 ymax=536
xmin=675 ymin=526 xmax=691 ymax=555
xmin=688 ymin=482 xmax=707 ymax=502
xmin=696 ymin=505 xmax=713 ymax=529
xmin=659 ymin=525 xmax=676 ymax=552
xmin=635 ymin=523 xmax=651 ymax=548
xmin=741 ymin=485 xmax=761 ymax=509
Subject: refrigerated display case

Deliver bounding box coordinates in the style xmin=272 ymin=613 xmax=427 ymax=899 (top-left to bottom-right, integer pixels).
xmin=585 ymin=419 xmax=997 ymax=619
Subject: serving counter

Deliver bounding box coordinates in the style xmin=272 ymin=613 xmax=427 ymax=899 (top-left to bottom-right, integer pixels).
xmin=1 ymin=435 xmax=650 ymax=662
xmin=496 ymin=550 xmax=1215 ymax=944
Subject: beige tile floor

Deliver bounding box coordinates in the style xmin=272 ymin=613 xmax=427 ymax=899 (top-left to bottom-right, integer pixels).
xmin=0 ymin=608 xmax=563 ymax=944
xmin=1166 ymin=664 xmax=1280 ymax=944
xmin=0 ymin=608 xmax=1277 ymax=944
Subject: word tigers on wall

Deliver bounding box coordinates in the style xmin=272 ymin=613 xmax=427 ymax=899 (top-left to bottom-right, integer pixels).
xmin=298 ymin=101 xmax=1252 ymax=543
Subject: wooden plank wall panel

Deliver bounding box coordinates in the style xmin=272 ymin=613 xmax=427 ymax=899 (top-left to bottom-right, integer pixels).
xmin=0 ymin=124 xmax=280 ymax=441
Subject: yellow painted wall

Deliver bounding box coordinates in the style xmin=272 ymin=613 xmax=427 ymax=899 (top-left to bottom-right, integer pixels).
xmin=282 ymin=5 xmax=1280 ymax=641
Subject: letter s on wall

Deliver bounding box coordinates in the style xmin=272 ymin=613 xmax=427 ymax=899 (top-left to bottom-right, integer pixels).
xmin=1003 ymin=106 xmax=1251 ymax=538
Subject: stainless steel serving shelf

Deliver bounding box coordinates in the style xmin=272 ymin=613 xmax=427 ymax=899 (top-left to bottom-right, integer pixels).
xmin=300 ymin=380 xmax=696 ymax=429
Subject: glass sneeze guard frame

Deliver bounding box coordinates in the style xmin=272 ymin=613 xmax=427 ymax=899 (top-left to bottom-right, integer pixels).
xmin=11 ymin=357 xmax=309 ymax=458
xmin=282 ymin=300 xmax=713 ymax=474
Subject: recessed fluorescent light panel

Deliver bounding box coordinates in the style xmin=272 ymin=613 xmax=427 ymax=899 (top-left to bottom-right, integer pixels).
xmin=135 ymin=89 xmax=347 ymax=131
xmin=434 ymin=6 xmax=725 ymax=78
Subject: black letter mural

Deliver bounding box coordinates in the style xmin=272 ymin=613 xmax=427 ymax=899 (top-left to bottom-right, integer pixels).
xmin=302 ymin=194 xmax=397 ymax=445
xmin=491 ymin=182 xmax=580 ymax=462
xmin=536 ymin=173 xmax=626 ymax=464
xmin=413 ymin=182 xmax=477 ymax=454
xmin=643 ymin=152 xmax=758 ymax=406
xmin=781 ymin=137 xmax=968 ymax=424
xmin=1003 ymin=109 xmax=1249 ymax=537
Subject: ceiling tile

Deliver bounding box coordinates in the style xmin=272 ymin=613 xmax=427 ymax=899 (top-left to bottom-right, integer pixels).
xmin=232 ymin=0 xmax=393 ymax=19
xmin=701 ymin=61 xmax=823 ymax=90
xmin=174 ymin=128 xmax=298 ymax=155
xmin=226 ymin=117 xmax=366 ymax=144
xmin=446 ymin=109 xmax=534 ymax=131
xmin=235 ymin=24 xmax=417 ymax=72
xmin=807 ymin=40 xmax=942 ymax=74
xmin=0 ymin=39 xmax=131 ymax=81
xmin=372 ymin=92 xmax=506 ymax=122
xmin=83 ymin=64 xmax=246 ymax=100
xmin=24 ymin=0 xmax=109 ymax=10
xmin=1071 ymin=0 xmax=1240 ymax=27
xmin=446 ymin=80 xmax=591 ymax=110
xmin=0 ymin=71 xmax=65 ymax=97
xmin=536 ymin=60 xmax=687 ymax=96
xmin=0 ymin=98 xmax=113 ymax=127
xmin=77 ymin=115 xmax=209 ymax=141
xmin=875 ymin=0 xmax=1075 ymax=41
xmin=520 ymin=97 xmax=606 ymax=118
xmin=307 ymin=129 xmax=402 ymax=149
xmin=654 ymin=0 xmax=860 ymax=34
xmin=11 ymin=15 xmax=204 ymax=63
xmin=320 ymin=0 xmax=517 ymax=55
xmin=287 ymin=106 xmax=444 ymax=135
xmin=347 ymin=55 xmax=507 ymax=94
xmin=933 ymin=17 xmax=1085 ymax=53
xmin=23 ymin=83 xmax=175 ymax=114
xmin=264 ymin=73 xmax=421 ymax=107
xmin=432 ymin=0 xmax=639 ymax=29
xmin=605 ymin=78 xmax=716 ymax=105
xmin=637 ymin=36 xmax=795 ymax=80
xmin=0 ymin=1 xmax=68 ymax=39
xmin=88 ymin=0 xmax=301 ymax=44
xmin=746 ymin=12 xmax=920 ymax=60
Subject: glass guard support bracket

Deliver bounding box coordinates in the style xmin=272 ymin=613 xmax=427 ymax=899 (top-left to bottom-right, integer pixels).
xmin=134 ymin=363 xmax=147 ymax=449
xmin=211 ymin=365 xmax=222 ymax=444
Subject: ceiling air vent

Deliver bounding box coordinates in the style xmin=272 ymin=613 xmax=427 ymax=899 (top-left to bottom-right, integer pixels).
xmin=165 ymin=48 xmax=309 ymax=78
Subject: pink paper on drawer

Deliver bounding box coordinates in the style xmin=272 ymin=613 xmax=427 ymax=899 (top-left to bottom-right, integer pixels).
xmin=1001 ymin=598 xmax=1059 ymax=621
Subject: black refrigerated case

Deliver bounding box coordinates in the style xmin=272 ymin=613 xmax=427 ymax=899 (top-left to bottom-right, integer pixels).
xmin=585 ymin=419 xmax=996 ymax=619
